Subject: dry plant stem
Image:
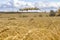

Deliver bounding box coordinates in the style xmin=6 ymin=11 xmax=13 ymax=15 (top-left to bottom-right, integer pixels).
xmin=22 ymin=30 xmax=32 ymax=40
xmin=22 ymin=28 xmax=38 ymax=40
xmin=47 ymin=17 xmax=57 ymax=29
xmin=4 ymin=36 xmax=13 ymax=40
xmin=0 ymin=28 xmax=9 ymax=34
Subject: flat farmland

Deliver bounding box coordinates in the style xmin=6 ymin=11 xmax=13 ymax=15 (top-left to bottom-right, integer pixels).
xmin=0 ymin=12 xmax=60 ymax=40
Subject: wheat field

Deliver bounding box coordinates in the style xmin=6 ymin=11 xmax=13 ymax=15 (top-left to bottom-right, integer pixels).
xmin=0 ymin=12 xmax=60 ymax=40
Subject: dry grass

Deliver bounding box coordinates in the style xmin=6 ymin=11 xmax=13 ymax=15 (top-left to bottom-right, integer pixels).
xmin=0 ymin=13 xmax=60 ymax=40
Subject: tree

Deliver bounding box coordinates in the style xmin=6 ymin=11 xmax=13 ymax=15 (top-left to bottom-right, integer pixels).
xmin=57 ymin=8 xmax=60 ymax=16
xmin=19 ymin=7 xmax=39 ymax=11
xmin=49 ymin=10 xmax=56 ymax=16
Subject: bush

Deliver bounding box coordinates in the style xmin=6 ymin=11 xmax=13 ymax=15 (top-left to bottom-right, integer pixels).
xmin=8 ymin=17 xmax=16 ymax=20
xmin=34 ymin=15 xmax=37 ymax=17
xmin=22 ymin=15 xmax=28 ymax=17
xmin=39 ymin=15 xmax=42 ymax=17
xmin=19 ymin=15 xmax=28 ymax=18
xmin=57 ymin=9 xmax=60 ymax=16
xmin=49 ymin=10 xmax=56 ymax=16
xmin=29 ymin=18 xmax=34 ymax=21
xmin=46 ymin=15 xmax=48 ymax=17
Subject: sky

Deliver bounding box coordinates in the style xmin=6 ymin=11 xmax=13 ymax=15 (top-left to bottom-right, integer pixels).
xmin=0 ymin=0 xmax=60 ymax=12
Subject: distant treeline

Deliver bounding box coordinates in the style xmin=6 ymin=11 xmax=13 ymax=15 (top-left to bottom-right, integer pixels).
xmin=0 ymin=8 xmax=60 ymax=17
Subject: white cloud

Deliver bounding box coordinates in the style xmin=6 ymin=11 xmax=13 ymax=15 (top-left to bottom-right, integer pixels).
xmin=0 ymin=0 xmax=60 ymax=9
xmin=14 ymin=0 xmax=60 ymax=9
xmin=46 ymin=2 xmax=60 ymax=8
xmin=14 ymin=0 xmax=35 ymax=8
xmin=36 ymin=2 xmax=60 ymax=8
xmin=0 ymin=0 xmax=13 ymax=6
xmin=0 ymin=0 xmax=60 ymax=11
